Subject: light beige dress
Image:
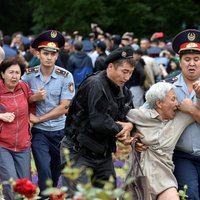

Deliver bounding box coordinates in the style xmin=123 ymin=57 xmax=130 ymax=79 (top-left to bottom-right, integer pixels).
xmin=126 ymin=106 xmax=197 ymax=198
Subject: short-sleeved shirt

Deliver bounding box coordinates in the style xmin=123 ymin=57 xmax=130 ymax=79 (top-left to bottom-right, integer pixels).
xmin=174 ymin=73 xmax=200 ymax=156
xmin=22 ymin=65 xmax=75 ymax=131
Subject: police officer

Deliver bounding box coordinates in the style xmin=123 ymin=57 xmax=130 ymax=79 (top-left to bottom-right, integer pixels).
xmin=172 ymin=29 xmax=200 ymax=200
xmin=22 ymin=30 xmax=75 ymax=199
xmin=60 ymin=46 xmax=136 ymax=197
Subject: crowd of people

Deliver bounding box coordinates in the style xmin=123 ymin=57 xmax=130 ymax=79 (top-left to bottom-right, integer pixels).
xmin=0 ymin=26 xmax=200 ymax=200
xmin=0 ymin=26 xmax=181 ymax=100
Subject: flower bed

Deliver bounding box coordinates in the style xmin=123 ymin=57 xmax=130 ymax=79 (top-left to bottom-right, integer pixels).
xmin=0 ymin=142 xmax=131 ymax=199
xmin=0 ymin=142 xmax=188 ymax=199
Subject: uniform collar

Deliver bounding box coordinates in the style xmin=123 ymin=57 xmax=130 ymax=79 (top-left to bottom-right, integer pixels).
xmin=174 ymin=73 xmax=200 ymax=98
xmin=174 ymin=73 xmax=200 ymax=87
xmin=173 ymin=73 xmax=184 ymax=88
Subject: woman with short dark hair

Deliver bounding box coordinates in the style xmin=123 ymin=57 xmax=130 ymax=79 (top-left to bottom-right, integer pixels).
xmin=0 ymin=56 xmax=34 ymax=199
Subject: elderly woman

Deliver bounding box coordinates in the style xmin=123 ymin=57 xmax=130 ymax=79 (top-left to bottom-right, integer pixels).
xmin=120 ymin=81 xmax=200 ymax=200
xmin=0 ymin=56 xmax=37 ymax=199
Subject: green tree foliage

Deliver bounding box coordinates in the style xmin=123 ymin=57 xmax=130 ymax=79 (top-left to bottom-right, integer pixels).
xmin=0 ymin=0 xmax=33 ymax=35
xmin=28 ymin=0 xmax=200 ymax=38
xmin=29 ymin=0 xmax=109 ymax=35
xmin=0 ymin=0 xmax=200 ymax=38
xmin=145 ymin=0 xmax=200 ymax=38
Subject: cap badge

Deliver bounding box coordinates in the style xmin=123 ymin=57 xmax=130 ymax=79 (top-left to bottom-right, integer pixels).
xmin=187 ymin=32 xmax=195 ymax=41
xmin=121 ymin=51 xmax=127 ymax=57
xmin=186 ymin=42 xmax=198 ymax=48
xmin=47 ymin=42 xmax=57 ymax=48
xmin=51 ymin=31 xmax=57 ymax=38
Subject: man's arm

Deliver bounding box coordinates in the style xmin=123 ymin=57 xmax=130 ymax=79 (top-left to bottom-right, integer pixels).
xmin=115 ymin=122 xmax=134 ymax=144
xmin=178 ymin=81 xmax=200 ymax=123
xmin=116 ymin=121 xmax=144 ymax=146
xmin=30 ymin=99 xmax=70 ymax=124
xmin=29 ymin=88 xmax=47 ymax=103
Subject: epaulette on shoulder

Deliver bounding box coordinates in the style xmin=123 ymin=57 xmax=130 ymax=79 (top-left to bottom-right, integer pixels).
xmin=163 ymin=76 xmax=178 ymax=83
xmin=55 ymin=68 xmax=69 ymax=77
xmin=26 ymin=66 xmax=39 ymax=74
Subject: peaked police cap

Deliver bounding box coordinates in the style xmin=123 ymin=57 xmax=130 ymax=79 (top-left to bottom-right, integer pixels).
xmin=172 ymin=29 xmax=200 ymax=54
xmin=31 ymin=30 xmax=65 ymax=52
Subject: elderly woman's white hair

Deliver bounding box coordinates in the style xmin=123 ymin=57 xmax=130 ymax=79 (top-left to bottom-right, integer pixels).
xmin=0 ymin=46 xmax=5 ymax=64
xmin=145 ymin=82 xmax=175 ymax=109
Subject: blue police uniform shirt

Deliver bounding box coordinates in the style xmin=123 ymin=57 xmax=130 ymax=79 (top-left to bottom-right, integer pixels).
xmin=22 ymin=65 xmax=75 ymax=131
xmin=174 ymin=73 xmax=200 ymax=156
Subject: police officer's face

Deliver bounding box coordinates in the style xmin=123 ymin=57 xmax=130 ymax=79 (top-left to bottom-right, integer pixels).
xmin=107 ymin=62 xmax=134 ymax=86
xmin=38 ymin=49 xmax=58 ymax=67
xmin=180 ymin=53 xmax=200 ymax=81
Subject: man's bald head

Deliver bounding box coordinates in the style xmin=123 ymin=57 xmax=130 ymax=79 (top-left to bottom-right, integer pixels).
xmin=0 ymin=47 xmax=5 ymax=64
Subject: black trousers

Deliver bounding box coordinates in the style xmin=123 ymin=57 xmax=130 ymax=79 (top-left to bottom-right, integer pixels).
xmin=60 ymin=136 xmax=116 ymax=197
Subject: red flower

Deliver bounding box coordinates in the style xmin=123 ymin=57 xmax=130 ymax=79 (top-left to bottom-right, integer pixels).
xmin=49 ymin=192 xmax=67 ymax=200
xmin=13 ymin=178 xmax=37 ymax=198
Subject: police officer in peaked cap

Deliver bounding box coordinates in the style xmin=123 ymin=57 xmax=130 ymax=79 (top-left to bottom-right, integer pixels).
xmin=172 ymin=29 xmax=200 ymax=200
xmin=172 ymin=29 xmax=200 ymax=54
xmin=21 ymin=30 xmax=75 ymax=199
xmin=31 ymin=30 xmax=65 ymax=52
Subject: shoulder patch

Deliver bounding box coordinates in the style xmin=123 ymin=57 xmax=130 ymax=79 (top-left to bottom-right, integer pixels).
xmin=55 ymin=68 xmax=69 ymax=77
xmin=26 ymin=66 xmax=39 ymax=74
xmin=68 ymin=82 xmax=75 ymax=93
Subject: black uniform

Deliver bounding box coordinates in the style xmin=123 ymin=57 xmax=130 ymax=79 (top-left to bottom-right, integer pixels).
xmin=61 ymin=70 xmax=133 ymax=195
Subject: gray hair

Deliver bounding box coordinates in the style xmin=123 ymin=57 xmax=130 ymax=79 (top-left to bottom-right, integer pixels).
xmin=0 ymin=47 xmax=5 ymax=64
xmin=145 ymin=82 xmax=175 ymax=109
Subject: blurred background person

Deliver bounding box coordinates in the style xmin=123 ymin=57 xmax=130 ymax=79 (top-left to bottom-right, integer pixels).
xmin=0 ymin=30 xmax=3 ymax=47
xmin=67 ymin=40 xmax=93 ymax=90
xmin=94 ymin=40 xmax=107 ymax=72
xmin=24 ymin=46 xmax=40 ymax=68
xmin=0 ymin=47 xmax=5 ymax=64
xmin=141 ymin=49 xmax=159 ymax=86
xmin=160 ymin=57 xmax=181 ymax=81
xmin=126 ymin=49 xmax=146 ymax=108
xmin=2 ymin=35 xmax=17 ymax=59
xmin=140 ymin=37 xmax=151 ymax=51
xmin=10 ymin=32 xmax=23 ymax=54
xmin=110 ymin=34 xmax=121 ymax=51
